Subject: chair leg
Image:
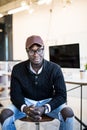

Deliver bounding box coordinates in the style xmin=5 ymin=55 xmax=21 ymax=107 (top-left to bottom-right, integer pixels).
xmin=35 ymin=122 xmax=40 ymax=130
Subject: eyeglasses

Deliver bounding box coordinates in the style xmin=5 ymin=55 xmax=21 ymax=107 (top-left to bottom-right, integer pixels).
xmin=26 ymin=47 xmax=44 ymax=55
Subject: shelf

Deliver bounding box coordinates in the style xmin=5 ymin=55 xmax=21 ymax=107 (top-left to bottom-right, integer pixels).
xmin=0 ymin=61 xmax=20 ymax=100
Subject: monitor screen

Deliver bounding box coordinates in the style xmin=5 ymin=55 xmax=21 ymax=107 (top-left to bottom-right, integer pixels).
xmin=49 ymin=43 xmax=80 ymax=68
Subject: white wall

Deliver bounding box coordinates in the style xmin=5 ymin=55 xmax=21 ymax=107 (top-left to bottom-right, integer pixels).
xmin=13 ymin=0 xmax=87 ymax=67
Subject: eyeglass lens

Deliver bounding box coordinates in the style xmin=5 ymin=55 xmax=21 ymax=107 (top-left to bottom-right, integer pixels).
xmin=28 ymin=47 xmax=44 ymax=55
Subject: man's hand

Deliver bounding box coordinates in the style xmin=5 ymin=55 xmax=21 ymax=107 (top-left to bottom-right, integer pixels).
xmin=34 ymin=106 xmax=45 ymax=116
xmin=23 ymin=105 xmax=45 ymax=121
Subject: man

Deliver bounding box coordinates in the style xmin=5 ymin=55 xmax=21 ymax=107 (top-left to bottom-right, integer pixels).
xmin=0 ymin=35 xmax=74 ymax=130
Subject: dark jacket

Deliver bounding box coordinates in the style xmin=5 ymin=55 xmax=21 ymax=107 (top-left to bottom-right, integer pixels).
xmin=10 ymin=59 xmax=67 ymax=111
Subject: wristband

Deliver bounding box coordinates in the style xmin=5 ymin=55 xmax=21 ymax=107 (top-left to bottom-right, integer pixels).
xmin=43 ymin=105 xmax=49 ymax=113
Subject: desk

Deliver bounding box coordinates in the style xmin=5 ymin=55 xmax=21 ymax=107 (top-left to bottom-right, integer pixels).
xmin=65 ymin=78 xmax=87 ymax=130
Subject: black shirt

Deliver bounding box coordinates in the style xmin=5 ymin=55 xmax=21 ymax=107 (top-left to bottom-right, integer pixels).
xmin=10 ymin=59 xmax=67 ymax=111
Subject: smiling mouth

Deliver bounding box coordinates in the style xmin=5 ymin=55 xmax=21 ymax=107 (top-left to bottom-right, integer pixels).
xmin=34 ymin=58 xmax=40 ymax=62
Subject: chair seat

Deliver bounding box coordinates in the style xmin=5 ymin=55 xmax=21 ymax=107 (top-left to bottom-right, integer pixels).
xmin=20 ymin=114 xmax=54 ymax=122
xmin=20 ymin=115 xmax=54 ymax=130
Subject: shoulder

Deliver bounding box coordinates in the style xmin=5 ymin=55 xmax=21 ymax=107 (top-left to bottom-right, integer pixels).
xmin=12 ymin=60 xmax=29 ymax=72
xmin=44 ymin=59 xmax=61 ymax=69
xmin=43 ymin=60 xmax=63 ymax=80
xmin=44 ymin=59 xmax=61 ymax=73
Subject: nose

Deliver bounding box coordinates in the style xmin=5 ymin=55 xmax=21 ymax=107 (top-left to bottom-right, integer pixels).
xmin=33 ymin=51 xmax=39 ymax=56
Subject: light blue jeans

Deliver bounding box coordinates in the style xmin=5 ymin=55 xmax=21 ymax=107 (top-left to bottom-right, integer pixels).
xmin=2 ymin=98 xmax=74 ymax=130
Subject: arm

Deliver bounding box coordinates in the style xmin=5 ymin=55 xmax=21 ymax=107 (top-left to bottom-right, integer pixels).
xmin=10 ymin=67 xmax=25 ymax=110
xmin=47 ymin=65 xmax=67 ymax=111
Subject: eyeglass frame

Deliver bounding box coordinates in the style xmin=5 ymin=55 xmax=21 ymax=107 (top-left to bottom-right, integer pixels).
xmin=26 ymin=46 xmax=44 ymax=55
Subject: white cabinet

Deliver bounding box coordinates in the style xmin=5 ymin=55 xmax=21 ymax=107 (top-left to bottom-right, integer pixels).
xmin=0 ymin=61 xmax=20 ymax=99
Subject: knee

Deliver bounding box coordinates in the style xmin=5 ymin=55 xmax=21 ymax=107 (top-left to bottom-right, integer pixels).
xmin=0 ymin=109 xmax=13 ymax=125
xmin=60 ymin=107 xmax=74 ymax=121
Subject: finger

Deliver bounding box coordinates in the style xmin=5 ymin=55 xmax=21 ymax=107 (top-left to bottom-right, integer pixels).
xmin=30 ymin=108 xmax=40 ymax=115
xmin=34 ymin=115 xmax=42 ymax=121
xmin=28 ymin=111 xmax=36 ymax=118
xmin=26 ymin=105 xmax=35 ymax=115
xmin=32 ymin=115 xmax=42 ymax=122
xmin=33 ymin=107 xmax=42 ymax=115
xmin=27 ymin=113 xmax=41 ymax=122
xmin=27 ymin=115 xmax=35 ymax=121
xmin=28 ymin=110 xmax=41 ymax=121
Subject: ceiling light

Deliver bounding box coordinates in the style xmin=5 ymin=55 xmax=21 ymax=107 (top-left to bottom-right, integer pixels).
xmin=37 ymin=0 xmax=46 ymax=5
xmin=37 ymin=0 xmax=52 ymax=5
xmin=8 ymin=5 xmax=29 ymax=14
xmin=21 ymin=1 xmax=27 ymax=6
xmin=0 ymin=14 xmax=3 ymax=18
xmin=0 ymin=29 xmax=3 ymax=32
